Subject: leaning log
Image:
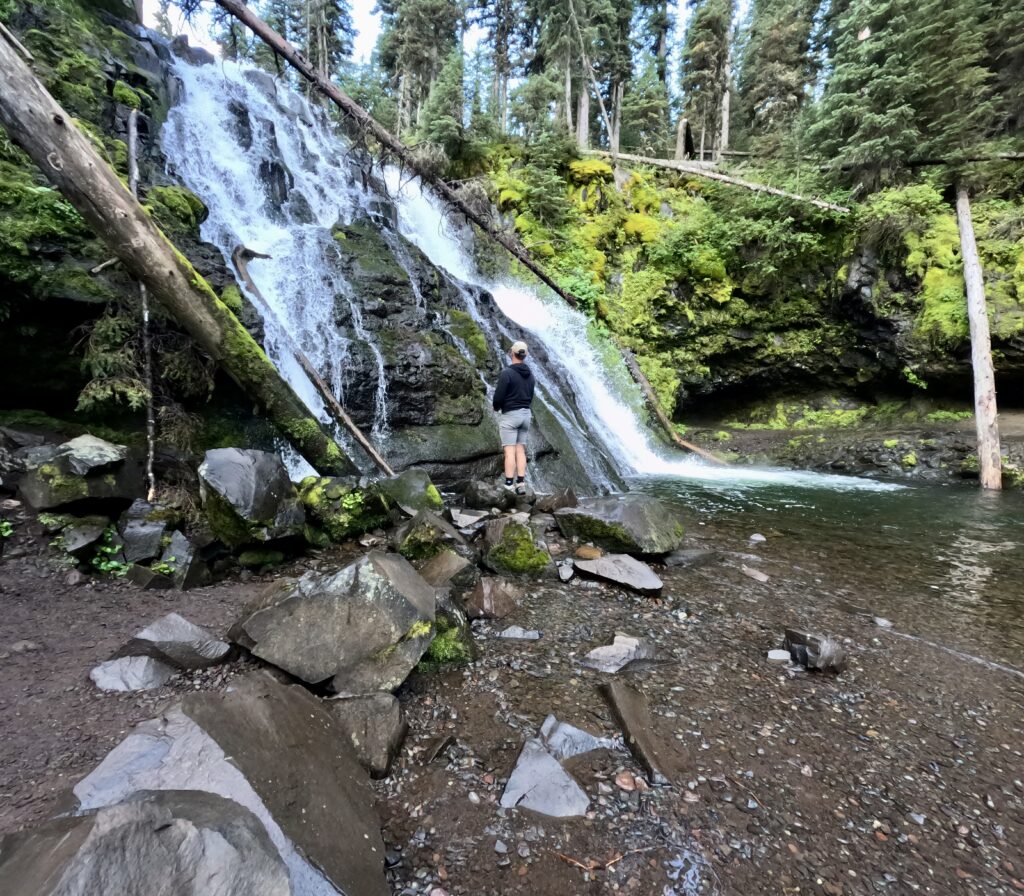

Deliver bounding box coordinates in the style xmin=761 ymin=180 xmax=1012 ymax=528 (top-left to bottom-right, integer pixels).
xmin=955 ymin=185 xmax=1002 ymax=490
xmin=213 ymin=0 xmax=580 ymax=309
xmin=231 ymin=246 xmax=395 ymax=476
xmin=0 ymin=32 xmax=358 ymax=477
xmin=586 ymin=149 xmax=851 ymax=213
xmin=619 ymin=347 xmax=727 ymax=465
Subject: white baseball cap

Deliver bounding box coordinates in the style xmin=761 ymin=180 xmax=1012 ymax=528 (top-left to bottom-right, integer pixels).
xmin=510 ymin=341 xmax=528 ymax=357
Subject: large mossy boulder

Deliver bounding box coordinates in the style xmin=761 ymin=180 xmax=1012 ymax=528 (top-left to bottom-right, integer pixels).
xmin=297 ymin=475 xmax=388 ymax=543
xmin=17 ymin=435 xmax=140 ymax=511
xmin=483 ymin=520 xmax=552 ymax=577
xmin=198 ymin=448 xmax=304 ymax=549
xmin=0 ymin=790 xmax=290 ymax=896
xmin=554 ymin=494 xmax=684 ymax=554
xmin=229 ymin=552 xmax=436 ymax=695
xmin=394 ymin=509 xmax=470 ymax=561
xmin=371 ymin=467 xmax=443 ymax=514
xmin=72 ymin=673 xmax=389 ymax=896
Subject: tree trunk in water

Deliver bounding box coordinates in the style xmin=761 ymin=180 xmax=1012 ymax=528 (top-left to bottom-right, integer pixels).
xmin=956 ymin=185 xmax=1002 ymax=490
xmin=576 ymin=88 xmax=589 ymax=151
xmin=0 ymin=32 xmax=358 ymax=477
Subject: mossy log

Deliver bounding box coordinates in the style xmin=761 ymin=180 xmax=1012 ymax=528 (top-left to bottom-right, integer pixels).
xmin=0 ymin=33 xmax=357 ymax=477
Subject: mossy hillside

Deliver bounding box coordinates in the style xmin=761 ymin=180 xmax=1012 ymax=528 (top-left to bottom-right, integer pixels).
xmin=484 ymin=521 xmax=551 ymax=577
xmin=720 ymin=396 xmax=975 ymax=431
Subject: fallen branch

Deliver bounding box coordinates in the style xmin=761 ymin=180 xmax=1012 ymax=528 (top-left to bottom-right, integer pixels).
xmin=586 ymin=149 xmax=851 ymax=213
xmin=619 ymin=347 xmax=727 ymax=465
xmin=231 ymin=246 xmax=395 ymax=476
xmin=0 ymin=30 xmax=358 ymax=477
xmin=89 ymin=257 xmax=120 ymax=275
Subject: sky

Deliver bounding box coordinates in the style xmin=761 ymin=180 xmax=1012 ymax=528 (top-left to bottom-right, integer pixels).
xmin=144 ymin=0 xmax=744 ymax=67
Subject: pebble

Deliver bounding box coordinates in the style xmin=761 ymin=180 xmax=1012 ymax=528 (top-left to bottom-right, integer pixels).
xmin=494 ymin=840 xmax=507 ymax=854
xmin=873 ymin=616 xmax=893 ymax=628
xmin=749 ymin=533 xmax=766 ymax=543
xmin=468 ymin=791 xmax=480 ymax=805
xmin=767 ymin=649 xmax=791 ymax=664
xmin=741 ymin=565 xmax=770 ymax=583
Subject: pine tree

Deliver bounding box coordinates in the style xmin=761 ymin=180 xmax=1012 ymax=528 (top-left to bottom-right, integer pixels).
xmin=635 ymin=0 xmax=674 ymax=84
xmin=470 ymin=0 xmax=524 ymax=133
xmin=680 ymin=0 xmax=735 ymax=158
xmin=738 ymin=0 xmax=818 ymax=143
xmin=620 ymin=54 xmax=672 ymax=154
xmin=418 ymin=49 xmax=465 ymax=159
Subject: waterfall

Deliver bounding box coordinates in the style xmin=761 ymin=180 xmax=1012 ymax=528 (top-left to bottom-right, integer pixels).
xmin=162 ymin=57 xmax=896 ymax=493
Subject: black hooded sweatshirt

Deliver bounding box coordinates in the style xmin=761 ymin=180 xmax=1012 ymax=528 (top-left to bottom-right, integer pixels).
xmin=492 ymin=362 xmax=535 ymax=412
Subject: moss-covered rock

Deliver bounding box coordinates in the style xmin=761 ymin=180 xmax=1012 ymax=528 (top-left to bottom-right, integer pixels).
xmin=237 ymin=548 xmax=285 ymax=569
xmin=483 ymin=521 xmax=551 ymax=577
xmin=371 ymin=468 xmax=443 ymax=514
xmin=297 ymin=475 xmax=388 ymax=543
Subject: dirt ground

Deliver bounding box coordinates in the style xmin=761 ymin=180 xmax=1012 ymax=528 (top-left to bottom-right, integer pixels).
xmin=1 ymin=507 xmax=1022 ymax=896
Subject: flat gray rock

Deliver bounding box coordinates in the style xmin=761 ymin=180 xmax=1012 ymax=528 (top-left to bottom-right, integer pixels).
xmin=90 ymin=656 xmax=175 ymax=692
xmin=160 ymin=530 xmax=208 ymax=591
xmin=418 ymin=549 xmax=472 ymax=587
xmin=230 ymin=552 xmax=435 ymax=694
xmin=116 ymin=612 xmax=229 ymax=669
xmin=0 ymin=789 xmax=290 ymax=896
xmin=554 ymin=494 xmax=684 ymax=554
xmin=449 ymin=507 xmax=490 ymax=529
xmin=74 ymin=672 xmax=389 ymax=896
xmin=582 ymin=632 xmax=658 ymax=673
xmin=574 ymin=554 xmax=663 ymax=593
xmin=499 ymin=738 xmax=589 ymax=817
xmin=62 ymin=434 xmax=128 ymax=476
xmin=61 ymin=515 xmax=109 ymax=557
xmin=118 ymin=499 xmax=167 ymax=564
xmin=603 ymin=681 xmax=681 ymax=786
xmin=498 ymin=625 xmax=540 ymax=640
xmin=463 ymin=577 xmax=520 ymax=619
xmin=539 ymin=714 xmax=616 ymax=760
xmin=327 ymin=692 xmax=408 ymax=778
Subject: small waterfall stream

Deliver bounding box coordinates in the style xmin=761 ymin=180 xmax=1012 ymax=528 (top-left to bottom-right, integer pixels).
xmin=162 ymin=57 xmax=896 ymax=493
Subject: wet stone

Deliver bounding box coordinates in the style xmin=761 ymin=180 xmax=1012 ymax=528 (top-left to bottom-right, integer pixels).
xmin=583 ymin=632 xmax=659 ymax=673
xmin=498 ymin=626 xmax=541 ymax=641
xmin=664 ymin=548 xmax=720 ymax=569
xmin=463 ymin=577 xmax=520 ymax=620
xmin=539 ymin=714 xmax=616 ymax=760
xmin=533 ymin=488 xmax=578 ymax=513
xmin=160 ymin=530 xmax=208 ymax=591
xmin=741 ymin=564 xmax=770 ymax=583
xmin=327 ymin=691 xmax=408 ymax=778
xmin=126 ymin=564 xmax=174 ymax=590
xmin=603 ymin=681 xmax=681 ymax=786
xmin=463 ymin=479 xmax=515 ymax=511
xmin=418 ymin=550 xmax=473 ymax=588
xmin=117 ymin=499 xmax=167 ymax=563
xmin=61 ymin=516 xmax=110 ymax=557
xmin=783 ymin=628 xmax=848 ymax=673
xmin=114 ymin=612 xmax=230 ymax=669
xmin=90 ymin=656 xmax=176 ymax=692
xmin=448 ymin=507 xmax=490 ymax=529
xmin=554 ymin=494 xmax=684 ymax=554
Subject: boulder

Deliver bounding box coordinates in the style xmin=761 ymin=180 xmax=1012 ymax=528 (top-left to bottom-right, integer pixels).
xmin=115 ymin=613 xmax=230 ymax=669
xmin=18 ymin=437 xmax=140 ymax=511
xmin=160 ymin=530 xmax=208 ymax=591
xmin=483 ymin=520 xmax=552 ymax=577
xmin=127 ymin=564 xmax=173 ymax=590
xmin=463 ymin=478 xmax=516 ymax=511
xmin=371 ymin=468 xmax=443 ymax=514
xmin=229 ymin=552 xmax=435 ymax=695
xmin=327 ymin=692 xmax=408 ymax=778
xmin=394 ymin=509 xmax=469 ymax=561
xmin=198 ymin=448 xmax=305 ymax=549
xmin=574 ymin=554 xmax=664 ymax=594
xmin=449 ymin=507 xmax=490 ymax=529
xmin=90 ymin=656 xmax=176 ymax=692
xmin=0 ymin=789 xmax=290 ymax=896
xmin=61 ymin=515 xmax=110 ymax=557
xmin=534 ymin=488 xmax=578 ymax=513
xmin=463 ymin=577 xmax=520 ymax=620
xmin=418 ymin=549 xmax=477 ymax=589
xmin=72 ymin=673 xmax=389 ymax=896
xmin=555 ymin=494 xmax=684 ymax=554
xmin=117 ymin=499 xmax=168 ymax=564
xmin=297 ymin=476 xmax=388 ymax=543
xmin=62 ymin=434 xmax=128 ymax=475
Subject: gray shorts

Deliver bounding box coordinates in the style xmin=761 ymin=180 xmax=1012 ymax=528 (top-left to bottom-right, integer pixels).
xmin=498 ymin=409 xmax=532 ymax=447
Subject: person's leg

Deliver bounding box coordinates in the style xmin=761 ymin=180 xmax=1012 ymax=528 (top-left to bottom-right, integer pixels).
xmin=515 ymin=444 xmax=527 ymax=478
xmin=503 ymin=445 xmax=517 ymax=480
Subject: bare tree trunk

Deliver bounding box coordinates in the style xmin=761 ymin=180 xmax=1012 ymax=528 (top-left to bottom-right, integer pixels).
xmin=576 ymin=87 xmax=589 ymax=150
xmin=674 ymin=117 xmax=690 ymax=160
xmin=956 ymin=185 xmax=1002 ymax=490
xmin=0 ymin=32 xmax=358 ymax=477
xmin=564 ymin=61 xmax=574 ymax=136
xmin=718 ymin=46 xmax=731 ymax=159
xmin=127 ymin=109 xmax=157 ymax=502
xmin=610 ymin=81 xmax=623 ymax=157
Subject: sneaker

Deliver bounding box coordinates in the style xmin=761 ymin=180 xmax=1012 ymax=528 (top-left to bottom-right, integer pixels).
xmin=515 ymin=484 xmax=527 ymax=496
xmin=502 ymin=481 xmax=516 ymax=492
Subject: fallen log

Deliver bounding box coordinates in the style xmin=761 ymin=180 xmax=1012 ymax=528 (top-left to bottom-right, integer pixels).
xmin=231 ymin=246 xmax=394 ymax=476
xmin=586 ymin=149 xmax=851 ymax=213
xmin=618 ymin=347 xmax=727 ymax=465
xmin=0 ymin=31 xmax=358 ymax=477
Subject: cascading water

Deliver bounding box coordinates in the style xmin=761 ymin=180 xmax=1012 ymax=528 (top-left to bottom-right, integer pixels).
xmin=162 ymin=56 xmax=895 ymax=492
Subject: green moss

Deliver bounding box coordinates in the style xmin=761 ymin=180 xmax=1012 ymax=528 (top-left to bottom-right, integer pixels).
xmin=448 ymin=309 xmax=489 ymax=365
xmin=883 ymin=438 xmax=900 ymax=449
xmin=406 ymin=619 xmax=434 ymax=640
xmin=1002 ymin=463 xmax=1024 ymax=489
xmin=901 ymin=452 xmax=918 ymax=467
xmin=112 ymin=79 xmax=142 ymax=110
xmin=201 ymin=488 xmax=253 ymax=549
xmin=425 ymin=484 xmax=443 ymax=510
xmin=221 ymin=284 xmax=244 ymax=315
xmin=237 ymin=549 xmax=285 ymax=568
xmin=567 ymin=159 xmax=614 ymax=183
xmin=426 ymin=625 xmax=472 ymax=665
xmin=299 ymin=477 xmax=387 ymax=543
xmin=485 ymin=522 xmax=550 ymax=576
xmin=145 ymin=186 xmax=207 ymax=235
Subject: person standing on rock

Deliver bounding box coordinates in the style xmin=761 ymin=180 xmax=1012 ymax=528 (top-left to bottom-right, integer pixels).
xmin=492 ymin=340 xmax=535 ymax=495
